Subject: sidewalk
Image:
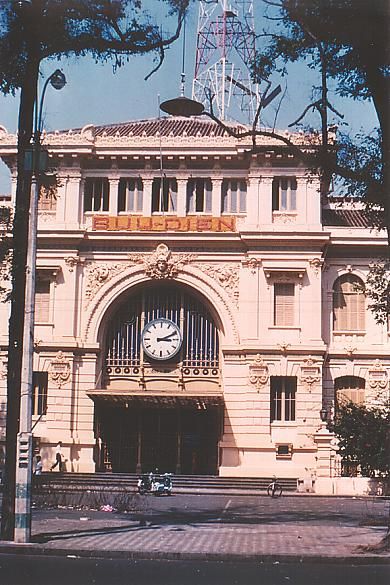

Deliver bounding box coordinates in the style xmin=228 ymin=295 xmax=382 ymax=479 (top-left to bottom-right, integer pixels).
xmin=0 ymin=496 xmax=389 ymax=564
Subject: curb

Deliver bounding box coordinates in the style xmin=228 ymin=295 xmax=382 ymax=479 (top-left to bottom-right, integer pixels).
xmin=0 ymin=543 xmax=389 ymax=564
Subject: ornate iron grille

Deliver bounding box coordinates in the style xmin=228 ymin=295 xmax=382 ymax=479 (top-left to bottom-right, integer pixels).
xmin=105 ymin=284 xmax=219 ymax=370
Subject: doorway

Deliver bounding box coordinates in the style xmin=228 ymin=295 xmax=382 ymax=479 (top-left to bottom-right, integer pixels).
xmin=96 ymin=402 xmax=221 ymax=475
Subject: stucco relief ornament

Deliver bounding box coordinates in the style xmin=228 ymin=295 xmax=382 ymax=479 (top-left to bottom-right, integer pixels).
xmin=309 ymin=258 xmax=323 ymax=277
xmin=85 ymin=262 xmax=126 ymax=301
xmin=49 ymin=351 xmax=71 ymax=388
xmin=368 ymin=359 xmax=388 ymax=390
xmin=64 ymin=256 xmax=79 ymax=272
xmin=242 ymin=257 xmax=261 ymax=274
xmin=199 ymin=263 xmax=239 ymax=306
xmin=300 ymin=356 xmax=321 ymax=392
xmin=130 ymin=243 xmax=196 ymax=280
xmin=248 ymin=354 xmax=269 ymax=392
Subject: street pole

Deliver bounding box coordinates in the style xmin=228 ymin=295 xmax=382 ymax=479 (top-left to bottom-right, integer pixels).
xmin=13 ymin=70 xmax=66 ymax=543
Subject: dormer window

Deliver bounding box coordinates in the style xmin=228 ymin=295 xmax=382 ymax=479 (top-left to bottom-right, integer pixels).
xmin=272 ymin=177 xmax=297 ymax=211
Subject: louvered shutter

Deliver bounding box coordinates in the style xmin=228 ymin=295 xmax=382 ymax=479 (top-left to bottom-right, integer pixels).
xmin=35 ymin=280 xmax=50 ymax=322
xmin=274 ymin=283 xmax=295 ymax=326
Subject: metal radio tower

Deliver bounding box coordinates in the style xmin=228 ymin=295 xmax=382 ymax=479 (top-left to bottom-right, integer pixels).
xmin=192 ymin=0 xmax=259 ymax=122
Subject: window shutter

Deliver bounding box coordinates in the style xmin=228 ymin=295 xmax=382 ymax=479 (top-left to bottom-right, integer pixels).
xmin=35 ymin=280 xmax=50 ymax=322
xmin=274 ymin=283 xmax=295 ymax=326
xmin=333 ymin=275 xmax=365 ymax=331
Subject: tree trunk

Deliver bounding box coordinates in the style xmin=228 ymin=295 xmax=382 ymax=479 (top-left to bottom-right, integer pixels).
xmin=0 ymin=56 xmax=39 ymax=541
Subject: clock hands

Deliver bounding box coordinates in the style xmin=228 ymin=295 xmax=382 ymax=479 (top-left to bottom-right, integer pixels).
xmin=156 ymin=333 xmax=178 ymax=342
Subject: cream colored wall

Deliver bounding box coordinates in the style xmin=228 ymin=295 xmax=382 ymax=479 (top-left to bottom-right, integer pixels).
xmin=1 ymin=140 xmax=389 ymax=481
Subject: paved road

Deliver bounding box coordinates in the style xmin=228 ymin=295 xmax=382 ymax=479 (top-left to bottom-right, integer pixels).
xmin=21 ymin=494 xmax=388 ymax=561
xmin=0 ymin=554 xmax=389 ymax=585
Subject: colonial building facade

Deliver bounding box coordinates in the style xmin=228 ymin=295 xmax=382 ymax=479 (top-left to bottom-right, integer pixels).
xmin=0 ymin=117 xmax=388 ymax=490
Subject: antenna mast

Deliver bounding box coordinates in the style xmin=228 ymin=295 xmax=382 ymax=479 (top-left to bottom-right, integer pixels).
xmin=192 ymin=0 xmax=259 ymax=122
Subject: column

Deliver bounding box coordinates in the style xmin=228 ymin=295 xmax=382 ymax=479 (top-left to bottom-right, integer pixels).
xmin=176 ymin=178 xmax=187 ymax=217
xmin=244 ymin=175 xmax=261 ymax=228
xmin=212 ymin=177 xmax=223 ymax=217
xmin=258 ymin=176 xmax=273 ymax=226
xmin=142 ymin=178 xmax=153 ymax=216
xmin=136 ymin=409 xmax=142 ymax=473
xmin=296 ymin=176 xmax=306 ymax=226
xmin=305 ymin=177 xmax=321 ymax=227
xmin=109 ymin=178 xmax=119 ymax=216
xmin=11 ymin=174 xmax=17 ymax=205
xmin=176 ymin=408 xmax=182 ymax=474
xmin=62 ymin=174 xmax=82 ymax=227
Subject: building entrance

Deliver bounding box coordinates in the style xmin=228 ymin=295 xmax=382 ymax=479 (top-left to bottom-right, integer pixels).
xmin=96 ymin=403 xmax=222 ymax=475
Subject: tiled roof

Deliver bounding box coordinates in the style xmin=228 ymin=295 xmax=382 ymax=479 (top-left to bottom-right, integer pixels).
xmin=73 ymin=117 xmax=246 ymax=138
xmin=322 ymin=208 xmax=383 ymax=228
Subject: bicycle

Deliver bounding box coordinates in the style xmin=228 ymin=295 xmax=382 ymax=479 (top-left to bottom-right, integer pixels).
xmin=267 ymin=476 xmax=283 ymax=498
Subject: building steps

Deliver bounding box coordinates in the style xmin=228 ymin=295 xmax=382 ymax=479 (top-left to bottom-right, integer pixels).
xmin=34 ymin=473 xmax=298 ymax=496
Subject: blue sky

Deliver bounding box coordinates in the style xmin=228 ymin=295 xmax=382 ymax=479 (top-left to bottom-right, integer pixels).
xmin=0 ymin=1 xmax=378 ymax=193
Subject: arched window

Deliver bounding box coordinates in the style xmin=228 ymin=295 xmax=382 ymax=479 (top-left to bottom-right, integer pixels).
xmin=334 ymin=375 xmax=365 ymax=407
xmin=333 ymin=274 xmax=365 ymax=332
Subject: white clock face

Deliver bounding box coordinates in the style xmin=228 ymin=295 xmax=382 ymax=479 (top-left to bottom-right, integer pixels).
xmin=141 ymin=318 xmax=182 ymax=361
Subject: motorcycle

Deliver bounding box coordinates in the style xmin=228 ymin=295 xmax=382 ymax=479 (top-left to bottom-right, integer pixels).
xmin=137 ymin=472 xmax=172 ymax=496
xmin=137 ymin=473 xmax=153 ymax=495
xmin=151 ymin=473 xmax=172 ymax=496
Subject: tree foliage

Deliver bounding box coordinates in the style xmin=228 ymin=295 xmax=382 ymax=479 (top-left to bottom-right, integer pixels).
xmin=255 ymin=0 xmax=389 ymax=226
xmin=0 ymin=205 xmax=12 ymax=300
xmin=0 ymin=0 xmax=190 ymax=95
xmin=332 ymin=401 xmax=390 ymax=478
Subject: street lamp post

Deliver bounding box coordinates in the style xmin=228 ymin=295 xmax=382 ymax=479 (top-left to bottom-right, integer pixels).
xmin=14 ymin=69 xmax=66 ymax=544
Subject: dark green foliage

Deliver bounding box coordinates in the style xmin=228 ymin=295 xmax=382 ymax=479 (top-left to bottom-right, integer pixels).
xmin=332 ymin=401 xmax=390 ymax=478
xmin=0 ymin=0 xmax=190 ymax=95
xmin=0 ymin=205 xmax=12 ymax=299
xmin=256 ymin=0 xmax=389 ymax=220
xmin=364 ymin=259 xmax=390 ymax=324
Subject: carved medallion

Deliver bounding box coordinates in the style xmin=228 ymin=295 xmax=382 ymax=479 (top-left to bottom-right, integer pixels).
xmin=300 ymin=355 xmax=321 ymax=391
xmin=49 ymin=351 xmax=71 ymax=388
xmin=248 ymin=354 xmax=269 ymax=392
xmin=129 ymin=243 xmax=196 ymax=280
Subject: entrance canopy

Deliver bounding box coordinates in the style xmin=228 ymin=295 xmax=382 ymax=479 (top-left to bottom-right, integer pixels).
xmin=87 ymin=389 xmax=224 ymax=408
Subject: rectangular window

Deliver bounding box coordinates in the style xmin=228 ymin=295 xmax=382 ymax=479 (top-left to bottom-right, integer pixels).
xmin=118 ymin=178 xmax=143 ymax=213
xmin=272 ymin=177 xmax=297 ymax=211
xmin=35 ymin=279 xmax=50 ymax=323
xmin=84 ymin=178 xmax=109 ymax=212
xmin=271 ymin=377 xmax=296 ymax=422
xmin=221 ymin=179 xmax=247 ymax=214
xmin=187 ymin=178 xmax=212 ymax=213
xmin=274 ymin=283 xmax=295 ymax=326
xmin=32 ymin=371 xmax=48 ymax=416
xmin=152 ymin=178 xmax=177 ymax=212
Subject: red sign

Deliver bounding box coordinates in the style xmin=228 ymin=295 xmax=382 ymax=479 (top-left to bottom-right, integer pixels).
xmin=92 ymin=215 xmax=236 ymax=232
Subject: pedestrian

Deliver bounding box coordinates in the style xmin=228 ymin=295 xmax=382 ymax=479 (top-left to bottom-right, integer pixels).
xmin=50 ymin=441 xmax=63 ymax=472
xmin=34 ymin=455 xmax=43 ymax=475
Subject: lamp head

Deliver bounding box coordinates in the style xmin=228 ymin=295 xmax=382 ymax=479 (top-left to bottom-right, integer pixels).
xmin=49 ymin=70 xmax=66 ymax=91
xmin=320 ymin=407 xmax=328 ymax=422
